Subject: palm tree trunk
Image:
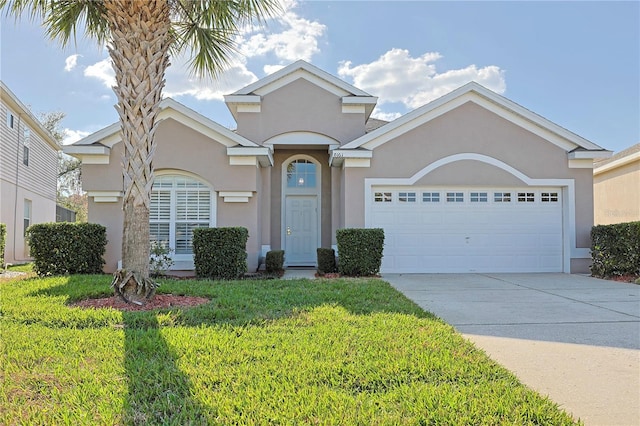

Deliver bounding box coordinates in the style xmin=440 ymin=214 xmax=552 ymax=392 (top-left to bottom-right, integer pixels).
xmin=104 ymin=0 xmax=171 ymax=304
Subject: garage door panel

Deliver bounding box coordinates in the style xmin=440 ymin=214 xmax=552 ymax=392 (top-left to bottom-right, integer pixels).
xmin=371 ymin=187 xmax=563 ymax=273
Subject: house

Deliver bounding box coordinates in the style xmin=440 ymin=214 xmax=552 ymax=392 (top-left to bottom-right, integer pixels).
xmin=0 ymin=81 xmax=59 ymax=265
xmin=593 ymin=143 xmax=640 ymax=225
xmin=64 ymin=60 xmax=610 ymax=274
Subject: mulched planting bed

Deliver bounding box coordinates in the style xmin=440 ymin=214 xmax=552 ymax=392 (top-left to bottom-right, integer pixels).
xmin=70 ymin=294 xmax=210 ymax=311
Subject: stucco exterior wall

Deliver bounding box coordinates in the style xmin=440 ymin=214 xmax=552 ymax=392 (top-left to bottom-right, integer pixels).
xmin=82 ymin=118 xmax=262 ymax=272
xmin=594 ymin=160 xmax=640 ymax=225
xmin=235 ymin=79 xmax=366 ymax=145
xmin=342 ymin=101 xmax=595 ymax=272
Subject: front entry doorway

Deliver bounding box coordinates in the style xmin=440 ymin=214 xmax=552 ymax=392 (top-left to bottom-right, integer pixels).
xmin=282 ymin=156 xmax=321 ymax=266
xmin=284 ymin=196 xmax=318 ymax=265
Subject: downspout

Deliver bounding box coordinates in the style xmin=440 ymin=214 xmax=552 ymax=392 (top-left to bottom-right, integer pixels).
xmin=12 ymin=112 xmax=29 ymax=262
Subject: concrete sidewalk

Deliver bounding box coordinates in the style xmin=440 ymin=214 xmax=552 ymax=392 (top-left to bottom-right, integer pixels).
xmin=384 ymin=273 xmax=640 ymax=425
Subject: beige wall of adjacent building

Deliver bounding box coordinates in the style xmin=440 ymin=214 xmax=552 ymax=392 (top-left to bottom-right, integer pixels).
xmin=593 ymin=157 xmax=640 ymax=225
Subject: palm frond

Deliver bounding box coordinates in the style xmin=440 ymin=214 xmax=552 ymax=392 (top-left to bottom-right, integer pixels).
xmin=0 ymin=0 xmax=109 ymax=47
xmin=170 ymin=0 xmax=281 ymax=79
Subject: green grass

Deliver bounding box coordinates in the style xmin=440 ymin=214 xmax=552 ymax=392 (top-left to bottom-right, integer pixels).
xmin=0 ymin=274 xmax=580 ymax=425
xmin=4 ymin=262 xmax=33 ymax=273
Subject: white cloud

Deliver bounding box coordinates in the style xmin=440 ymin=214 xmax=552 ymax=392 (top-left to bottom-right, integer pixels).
xmin=80 ymin=1 xmax=326 ymax=102
xmin=338 ymin=49 xmax=506 ymax=110
xmin=84 ymin=58 xmax=115 ymax=88
xmin=64 ymin=54 xmax=81 ymax=72
xmin=62 ymin=128 xmax=91 ymax=145
xmin=163 ymin=56 xmax=258 ymax=101
xmin=238 ymin=0 xmax=326 ymax=63
xmin=371 ymin=110 xmax=402 ymax=122
xmin=263 ymin=64 xmax=286 ymax=75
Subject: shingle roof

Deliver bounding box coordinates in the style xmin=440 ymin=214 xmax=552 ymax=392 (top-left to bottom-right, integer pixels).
xmin=594 ymin=143 xmax=640 ymax=167
xmin=365 ymin=117 xmax=388 ymax=133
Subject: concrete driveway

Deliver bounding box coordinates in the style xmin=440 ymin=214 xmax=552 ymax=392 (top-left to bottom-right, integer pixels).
xmin=383 ymin=273 xmax=640 ymax=426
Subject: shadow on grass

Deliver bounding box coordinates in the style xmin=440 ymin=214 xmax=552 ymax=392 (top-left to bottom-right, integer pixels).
xmin=122 ymin=312 xmax=209 ymax=425
xmin=31 ymin=275 xmax=435 ymax=329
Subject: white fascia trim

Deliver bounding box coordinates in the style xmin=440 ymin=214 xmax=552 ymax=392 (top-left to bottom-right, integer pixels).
xmin=254 ymin=71 xmax=352 ymax=97
xmin=88 ymin=191 xmax=122 ymax=203
xmin=329 ymin=149 xmax=373 ymax=167
xmin=159 ymin=99 xmax=257 ymax=148
xmin=219 ymin=191 xmax=254 ymax=203
xmin=223 ymin=95 xmax=261 ymax=104
xmin=363 ymin=152 xmax=582 ymax=273
xmin=73 ymin=123 xmax=120 ymax=146
xmin=568 ymin=150 xmax=612 ymax=160
xmin=227 ymin=146 xmax=273 ymax=167
xmin=264 ymin=131 xmax=339 ymax=147
xmin=593 ymin=151 xmax=640 ymax=175
xmin=342 ymin=96 xmax=378 ymax=105
xmin=343 ymin=82 xmax=604 ymax=153
xmin=63 ymin=145 xmax=110 ymax=155
xmin=232 ymin=60 xmax=372 ymax=97
xmin=568 ymin=159 xmax=597 ymax=169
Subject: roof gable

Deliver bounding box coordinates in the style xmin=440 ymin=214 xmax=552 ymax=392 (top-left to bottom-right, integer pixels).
xmin=231 ymin=60 xmax=372 ymax=97
xmin=63 ymin=98 xmax=274 ymax=166
xmin=342 ymin=82 xmax=608 ymax=156
xmin=1 ymin=81 xmax=59 ymax=151
xmin=225 ymin=60 xmax=378 ymax=121
xmin=69 ymin=98 xmax=257 ymax=150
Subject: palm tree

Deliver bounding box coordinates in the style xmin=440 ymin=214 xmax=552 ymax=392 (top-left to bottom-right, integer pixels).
xmin=2 ymin=0 xmax=279 ymax=304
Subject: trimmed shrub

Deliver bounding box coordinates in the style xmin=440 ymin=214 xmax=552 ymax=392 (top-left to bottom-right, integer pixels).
xmin=0 ymin=223 xmax=5 ymax=267
xmin=193 ymin=227 xmax=249 ymax=279
xmin=336 ymin=228 xmax=384 ymax=277
xmin=317 ymin=248 xmax=336 ymax=275
xmin=591 ymin=221 xmax=640 ymax=277
xmin=265 ymin=250 xmax=285 ymax=274
xmin=27 ymin=222 xmax=106 ymax=276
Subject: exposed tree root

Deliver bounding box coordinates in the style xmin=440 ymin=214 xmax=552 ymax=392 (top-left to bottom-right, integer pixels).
xmin=111 ymin=269 xmax=159 ymax=305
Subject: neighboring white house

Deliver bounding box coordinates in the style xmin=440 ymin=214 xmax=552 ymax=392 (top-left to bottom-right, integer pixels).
xmin=0 ymin=81 xmax=59 ymax=265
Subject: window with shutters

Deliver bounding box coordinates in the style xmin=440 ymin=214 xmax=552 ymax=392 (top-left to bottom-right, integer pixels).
xmin=150 ymin=175 xmax=212 ymax=256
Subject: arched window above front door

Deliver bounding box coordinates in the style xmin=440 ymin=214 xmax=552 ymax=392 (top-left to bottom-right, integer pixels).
xmin=286 ymin=159 xmax=317 ymax=188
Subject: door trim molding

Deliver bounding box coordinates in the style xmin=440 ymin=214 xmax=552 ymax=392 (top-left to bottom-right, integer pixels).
xmin=281 ymin=154 xmax=321 ymax=266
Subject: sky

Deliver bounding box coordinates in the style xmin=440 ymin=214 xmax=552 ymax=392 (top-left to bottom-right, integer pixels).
xmin=1 ymin=1 xmax=638 ymax=153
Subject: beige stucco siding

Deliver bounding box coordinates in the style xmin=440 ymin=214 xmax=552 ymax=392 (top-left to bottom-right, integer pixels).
xmin=342 ymin=101 xmax=594 ymax=272
xmin=235 ymin=79 xmax=366 ymax=145
xmin=594 ymin=160 xmax=640 ymax=225
xmin=82 ymin=118 xmax=262 ymax=272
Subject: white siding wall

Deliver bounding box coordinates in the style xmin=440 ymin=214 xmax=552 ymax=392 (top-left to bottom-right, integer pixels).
xmin=0 ymin=98 xmax=58 ymax=264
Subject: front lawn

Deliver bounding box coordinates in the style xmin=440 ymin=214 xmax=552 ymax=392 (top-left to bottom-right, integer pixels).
xmin=0 ymin=275 xmax=579 ymax=425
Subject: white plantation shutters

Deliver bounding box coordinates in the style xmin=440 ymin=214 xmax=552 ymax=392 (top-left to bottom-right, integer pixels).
xmin=150 ymin=175 xmax=212 ymax=255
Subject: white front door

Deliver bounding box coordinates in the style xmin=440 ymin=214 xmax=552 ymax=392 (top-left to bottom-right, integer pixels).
xmin=285 ymin=196 xmax=318 ymax=265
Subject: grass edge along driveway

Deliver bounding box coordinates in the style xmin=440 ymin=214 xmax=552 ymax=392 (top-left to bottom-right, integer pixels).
xmin=0 ymin=274 xmax=580 ymax=425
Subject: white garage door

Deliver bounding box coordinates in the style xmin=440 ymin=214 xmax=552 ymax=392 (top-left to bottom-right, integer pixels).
xmin=370 ymin=187 xmax=563 ymax=273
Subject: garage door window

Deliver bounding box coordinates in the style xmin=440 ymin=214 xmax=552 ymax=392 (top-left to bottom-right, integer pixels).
xmin=470 ymin=192 xmax=488 ymax=202
xmin=541 ymin=192 xmax=559 ymax=202
xmin=446 ymin=192 xmax=464 ymax=202
xmin=374 ymin=192 xmax=392 ymax=203
xmin=422 ymin=192 xmax=440 ymax=202
xmin=518 ymin=192 xmax=535 ymax=202
xmin=399 ymin=192 xmax=416 ymax=202
xmin=494 ymin=192 xmax=512 ymax=202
